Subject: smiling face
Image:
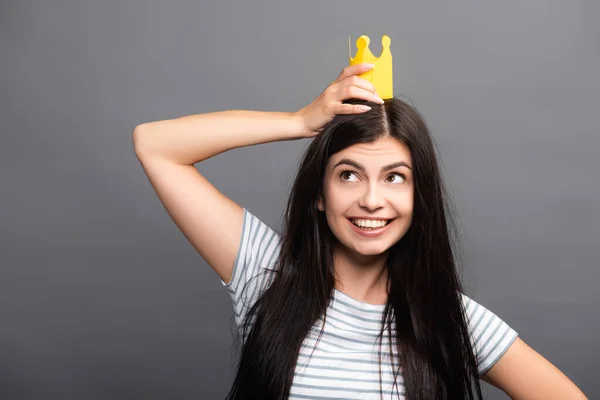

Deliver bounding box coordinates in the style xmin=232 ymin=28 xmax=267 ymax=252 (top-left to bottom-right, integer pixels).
xmin=317 ymin=136 xmax=414 ymax=258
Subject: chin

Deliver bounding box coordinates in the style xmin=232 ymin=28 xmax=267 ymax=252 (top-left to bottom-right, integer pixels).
xmin=347 ymin=242 xmax=394 ymax=258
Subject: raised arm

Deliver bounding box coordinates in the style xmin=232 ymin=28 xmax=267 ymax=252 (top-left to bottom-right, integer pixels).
xmin=132 ymin=63 xmax=383 ymax=283
xmin=132 ymin=111 xmax=307 ymax=284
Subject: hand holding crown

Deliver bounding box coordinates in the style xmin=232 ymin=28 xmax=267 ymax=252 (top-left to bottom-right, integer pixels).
xmin=294 ymin=35 xmax=393 ymax=137
xmin=294 ymin=63 xmax=384 ymax=137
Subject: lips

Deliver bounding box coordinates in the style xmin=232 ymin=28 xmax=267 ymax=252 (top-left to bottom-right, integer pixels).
xmin=349 ymin=218 xmax=391 ymax=228
xmin=346 ymin=217 xmax=395 ymax=238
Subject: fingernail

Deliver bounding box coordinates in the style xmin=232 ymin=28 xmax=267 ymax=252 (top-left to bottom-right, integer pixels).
xmin=359 ymin=105 xmax=372 ymax=111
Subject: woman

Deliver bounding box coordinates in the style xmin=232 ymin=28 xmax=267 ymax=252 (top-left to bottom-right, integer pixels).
xmin=133 ymin=63 xmax=587 ymax=399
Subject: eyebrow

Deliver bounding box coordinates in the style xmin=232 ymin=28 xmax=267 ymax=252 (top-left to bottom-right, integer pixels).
xmin=332 ymin=158 xmax=412 ymax=172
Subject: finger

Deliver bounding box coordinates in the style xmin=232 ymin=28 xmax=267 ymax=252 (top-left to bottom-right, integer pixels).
xmin=339 ymin=75 xmax=376 ymax=93
xmin=335 ymin=63 xmax=375 ymax=82
xmin=335 ymin=103 xmax=373 ymax=114
xmin=335 ymin=63 xmax=374 ymax=82
xmin=333 ymin=84 xmax=384 ymax=105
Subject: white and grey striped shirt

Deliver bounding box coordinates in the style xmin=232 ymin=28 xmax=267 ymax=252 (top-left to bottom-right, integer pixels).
xmin=222 ymin=209 xmax=518 ymax=399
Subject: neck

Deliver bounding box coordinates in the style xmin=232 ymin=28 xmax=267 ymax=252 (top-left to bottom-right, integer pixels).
xmin=332 ymin=244 xmax=389 ymax=305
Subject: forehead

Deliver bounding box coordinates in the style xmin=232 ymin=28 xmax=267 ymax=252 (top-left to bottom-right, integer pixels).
xmin=328 ymin=137 xmax=411 ymax=167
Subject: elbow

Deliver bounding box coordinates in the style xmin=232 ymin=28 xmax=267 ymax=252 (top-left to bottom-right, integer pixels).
xmin=132 ymin=123 xmax=152 ymax=158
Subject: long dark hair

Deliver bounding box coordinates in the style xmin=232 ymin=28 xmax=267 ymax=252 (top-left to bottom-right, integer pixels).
xmin=226 ymin=98 xmax=483 ymax=399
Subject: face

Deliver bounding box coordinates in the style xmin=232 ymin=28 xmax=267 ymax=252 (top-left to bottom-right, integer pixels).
xmin=317 ymin=136 xmax=414 ymax=258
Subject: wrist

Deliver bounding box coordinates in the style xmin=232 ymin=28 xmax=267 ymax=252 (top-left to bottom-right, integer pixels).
xmin=289 ymin=110 xmax=313 ymax=139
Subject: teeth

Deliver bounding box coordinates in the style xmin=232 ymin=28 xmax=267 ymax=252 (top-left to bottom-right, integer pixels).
xmin=351 ymin=219 xmax=388 ymax=228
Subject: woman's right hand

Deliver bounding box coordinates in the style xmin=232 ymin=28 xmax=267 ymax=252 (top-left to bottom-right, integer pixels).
xmin=294 ymin=63 xmax=385 ymax=138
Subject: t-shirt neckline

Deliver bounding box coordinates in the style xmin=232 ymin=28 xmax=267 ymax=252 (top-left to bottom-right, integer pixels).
xmin=333 ymin=288 xmax=387 ymax=312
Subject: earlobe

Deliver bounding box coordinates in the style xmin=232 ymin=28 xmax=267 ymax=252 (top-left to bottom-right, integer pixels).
xmin=317 ymin=196 xmax=324 ymax=212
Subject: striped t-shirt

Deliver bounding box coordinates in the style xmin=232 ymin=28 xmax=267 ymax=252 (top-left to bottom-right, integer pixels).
xmin=221 ymin=209 xmax=519 ymax=399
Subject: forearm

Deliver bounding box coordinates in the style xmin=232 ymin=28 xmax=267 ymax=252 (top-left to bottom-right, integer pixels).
xmin=132 ymin=110 xmax=308 ymax=165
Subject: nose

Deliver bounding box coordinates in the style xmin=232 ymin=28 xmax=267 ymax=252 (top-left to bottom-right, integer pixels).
xmin=357 ymin=182 xmax=385 ymax=211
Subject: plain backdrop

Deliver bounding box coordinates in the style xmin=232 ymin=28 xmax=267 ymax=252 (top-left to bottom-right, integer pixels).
xmin=1 ymin=0 xmax=598 ymax=398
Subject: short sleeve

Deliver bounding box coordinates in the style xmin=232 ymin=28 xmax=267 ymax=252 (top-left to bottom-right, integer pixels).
xmin=460 ymin=293 xmax=519 ymax=376
xmin=221 ymin=208 xmax=281 ymax=328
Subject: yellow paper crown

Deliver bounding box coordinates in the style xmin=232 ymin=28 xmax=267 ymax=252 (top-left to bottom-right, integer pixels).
xmin=348 ymin=35 xmax=393 ymax=100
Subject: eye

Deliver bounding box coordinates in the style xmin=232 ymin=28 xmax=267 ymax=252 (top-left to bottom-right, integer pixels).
xmin=386 ymin=173 xmax=405 ymax=183
xmin=339 ymin=170 xmax=359 ymax=182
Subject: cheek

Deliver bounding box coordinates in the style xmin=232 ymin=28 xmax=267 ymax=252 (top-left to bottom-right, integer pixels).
xmin=399 ymin=197 xmax=414 ymax=214
xmin=382 ymin=189 xmax=412 ymax=211
xmin=322 ymin=191 xmax=353 ymax=230
xmin=395 ymin=187 xmax=414 ymax=210
xmin=323 ymin=185 xmax=350 ymax=212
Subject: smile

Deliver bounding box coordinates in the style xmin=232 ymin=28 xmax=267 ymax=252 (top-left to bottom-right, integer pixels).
xmin=347 ymin=218 xmax=395 ymax=238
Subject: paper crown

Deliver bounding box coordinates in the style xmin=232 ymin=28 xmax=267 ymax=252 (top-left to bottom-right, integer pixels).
xmin=348 ymin=35 xmax=393 ymax=99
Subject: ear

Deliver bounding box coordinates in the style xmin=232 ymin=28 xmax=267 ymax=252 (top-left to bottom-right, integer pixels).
xmin=317 ymin=195 xmax=324 ymax=212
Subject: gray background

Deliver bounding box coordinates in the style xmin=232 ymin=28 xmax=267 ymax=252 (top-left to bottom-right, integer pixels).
xmin=1 ymin=0 xmax=598 ymax=398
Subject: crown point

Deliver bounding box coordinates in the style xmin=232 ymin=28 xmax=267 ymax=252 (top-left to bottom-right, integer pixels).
xmin=382 ymin=35 xmax=391 ymax=48
xmin=356 ymin=35 xmax=370 ymax=49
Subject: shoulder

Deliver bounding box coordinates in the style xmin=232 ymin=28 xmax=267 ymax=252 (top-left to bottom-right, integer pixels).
xmin=458 ymin=292 xmax=519 ymax=376
xmin=222 ymin=208 xmax=281 ymax=286
xmin=221 ymin=208 xmax=282 ymax=327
